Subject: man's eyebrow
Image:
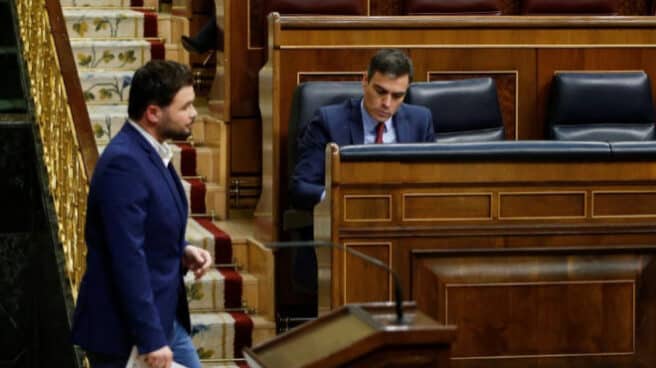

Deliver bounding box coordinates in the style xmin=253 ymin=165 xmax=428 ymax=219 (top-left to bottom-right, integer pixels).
xmin=373 ymin=83 xmax=406 ymax=96
xmin=372 ymin=83 xmax=388 ymax=93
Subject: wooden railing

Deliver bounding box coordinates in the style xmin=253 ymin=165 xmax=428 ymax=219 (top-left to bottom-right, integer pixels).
xmin=16 ymin=0 xmax=98 ymax=300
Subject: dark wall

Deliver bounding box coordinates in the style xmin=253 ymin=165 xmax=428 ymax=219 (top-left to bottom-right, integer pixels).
xmin=0 ymin=1 xmax=81 ymax=366
xmin=0 ymin=122 xmax=81 ymax=368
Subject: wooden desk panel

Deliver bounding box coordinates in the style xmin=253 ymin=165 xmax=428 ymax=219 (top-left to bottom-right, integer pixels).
xmin=412 ymin=246 xmax=656 ymax=367
xmin=316 ymin=144 xmax=656 ymax=365
xmin=317 ymin=144 xmax=656 ymax=305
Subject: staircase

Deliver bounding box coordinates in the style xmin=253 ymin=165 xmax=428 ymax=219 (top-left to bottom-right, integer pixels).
xmin=60 ymin=0 xmax=274 ymax=365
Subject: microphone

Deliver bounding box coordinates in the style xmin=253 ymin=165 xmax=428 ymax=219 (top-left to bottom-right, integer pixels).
xmin=266 ymin=240 xmax=406 ymax=325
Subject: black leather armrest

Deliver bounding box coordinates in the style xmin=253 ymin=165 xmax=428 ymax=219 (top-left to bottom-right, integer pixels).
xmin=339 ymin=141 xmax=612 ymax=161
xmin=610 ymin=141 xmax=656 ymax=159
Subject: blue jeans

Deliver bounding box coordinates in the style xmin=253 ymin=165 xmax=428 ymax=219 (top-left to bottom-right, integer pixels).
xmin=87 ymin=320 xmax=201 ymax=368
xmin=170 ymin=320 xmax=202 ymax=368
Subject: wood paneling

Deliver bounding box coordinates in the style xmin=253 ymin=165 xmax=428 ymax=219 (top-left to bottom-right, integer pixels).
xmin=319 ymin=144 xmax=656 ymax=306
xmin=499 ymin=192 xmax=586 ymax=219
xmin=593 ymin=191 xmax=656 ymax=218
xmin=230 ymin=117 xmax=261 ymax=175
xmin=370 ymin=0 xmax=403 ymax=15
xmin=344 ymin=195 xmax=392 ymax=222
xmin=226 ymin=0 xmax=264 ymax=118
xmin=447 ymin=282 xmax=633 ymax=356
xmin=343 ymin=242 xmax=391 ymax=303
xmin=313 ymin=143 xmax=656 ymax=364
xmin=403 ymin=193 xmax=492 ymax=221
xmin=412 ymin=247 xmax=656 ymax=366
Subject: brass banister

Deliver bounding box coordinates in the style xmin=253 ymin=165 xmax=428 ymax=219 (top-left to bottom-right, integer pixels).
xmin=15 ymin=0 xmax=99 ymax=300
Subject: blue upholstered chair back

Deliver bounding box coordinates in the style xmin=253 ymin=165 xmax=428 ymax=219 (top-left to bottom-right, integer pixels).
xmin=287 ymin=81 xmax=363 ymax=175
xmin=405 ymin=77 xmax=505 ymax=142
xmin=546 ymin=72 xmax=656 ymax=141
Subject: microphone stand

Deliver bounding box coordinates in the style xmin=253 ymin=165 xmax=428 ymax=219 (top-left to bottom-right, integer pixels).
xmin=266 ymin=240 xmax=406 ymax=325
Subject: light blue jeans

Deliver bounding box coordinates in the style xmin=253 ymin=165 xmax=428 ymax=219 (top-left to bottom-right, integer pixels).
xmin=87 ymin=320 xmax=201 ymax=368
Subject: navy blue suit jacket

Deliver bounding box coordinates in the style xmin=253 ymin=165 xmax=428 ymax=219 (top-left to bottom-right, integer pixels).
xmin=290 ymin=98 xmax=435 ymax=209
xmin=72 ymin=123 xmax=190 ymax=357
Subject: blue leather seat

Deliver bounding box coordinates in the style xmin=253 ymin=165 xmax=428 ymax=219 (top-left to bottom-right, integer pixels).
xmin=405 ymin=77 xmax=505 ymax=142
xmin=286 ymin=81 xmax=363 ymax=231
xmin=546 ymin=72 xmax=656 ymax=141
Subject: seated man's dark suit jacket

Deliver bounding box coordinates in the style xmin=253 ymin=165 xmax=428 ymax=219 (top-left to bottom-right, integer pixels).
xmin=72 ymin=123 xmax=190 ymax=357
xmin=290 ymin=98 xmax=435 ymax=210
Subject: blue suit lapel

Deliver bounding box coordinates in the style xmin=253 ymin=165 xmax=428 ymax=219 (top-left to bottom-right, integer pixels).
xmin=348 ymin=98 xmax=365 ymax=144
xmin=124 ymin=123 xmax=187 ymax=222
xmin=393 ymin=105 xmax=410 ymax=143
xmin=146 ymin=152 xmax=187 ymax=222
xmin=167 ymin=163 xmax=188 ymax=216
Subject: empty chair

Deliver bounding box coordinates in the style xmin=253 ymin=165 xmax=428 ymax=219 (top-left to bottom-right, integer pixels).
xmin=546 ymin=71 xmax=656 ymax=141
xmin=404 ymin=0 xmax=501 ymax=15
xmin=270 ymin=0 xmax=366 ymax=15
xmin=521 ymin=0 xmax=618 ymax=14
xmin=405 ymin=77 xmax=505 ymax=142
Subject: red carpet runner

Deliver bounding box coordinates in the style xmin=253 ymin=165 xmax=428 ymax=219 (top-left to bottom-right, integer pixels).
xmin=175 ymin=142 xmax=254 ymax=358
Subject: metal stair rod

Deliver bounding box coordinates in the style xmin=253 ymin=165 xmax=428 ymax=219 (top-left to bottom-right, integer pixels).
xmin=181 ymin=175 xmax=206 ymax=181
xmin=170 ymin=139 xmax=195 ymax=146
xmin=230 ymin=178 xmax=241 ymax=207
xmin=190 ymin=209 xmax=216 ymax=220
xmin=278 ymin=316 xmax=316 ymax=332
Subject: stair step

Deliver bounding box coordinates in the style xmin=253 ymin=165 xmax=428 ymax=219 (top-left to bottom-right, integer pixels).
xmin=179 ymin=178 xmax=226 ymax=217
xmin=64 ymin=9 xmax=146 ymax=39
xmin=80 ymin=70 xmax=133 ymax=105
xmin=185 ymin=268 xmax=259 ymax=313
xmin=194 ymin=146 xmax=221 ymax=183
xmin=190 ymin=313 xmax=274 ymax=360
xmin=203 ymin=182 xmax=227 ymax=220
xmin=192 ymin=115 xmax=224 ymax=147
xmin=185 ymin=218 xmax=222 ymax=264
xmin=72 ymin=40 xmax=151 ymax=70
xmin=88 ymin=104 xmax=127 ymax=144
xmin=250 ymin=315 xmax=276 ymax=346
xmin=171 ymin=143 xmax=222 ymax=180
xmin=211 ymin=219 xmax=255 ymax=272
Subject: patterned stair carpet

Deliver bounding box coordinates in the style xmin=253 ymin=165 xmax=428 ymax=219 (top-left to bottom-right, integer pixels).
xmin=61 ymin=0 xmax=260 ymax=364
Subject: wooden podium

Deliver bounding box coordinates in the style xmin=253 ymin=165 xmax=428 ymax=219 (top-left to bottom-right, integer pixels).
xmin=243 ymin=302 xmax=457 ymax=367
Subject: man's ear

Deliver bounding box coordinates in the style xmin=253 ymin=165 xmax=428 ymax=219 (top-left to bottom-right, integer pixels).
xmin=144 ymin=104 xmax=161 ymax=125
xmin=362 ymin=72 xmax=368 ymax=88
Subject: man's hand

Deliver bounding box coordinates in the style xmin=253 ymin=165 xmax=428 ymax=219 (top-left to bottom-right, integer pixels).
xmin=145 ymin=345 xmax=173 ymax=368
xmin=183 ymin=245 xmax=213 ymax=280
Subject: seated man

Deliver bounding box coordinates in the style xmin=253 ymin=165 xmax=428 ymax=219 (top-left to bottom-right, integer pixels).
xmin=290 ymin=48 xmax=435 ymax=210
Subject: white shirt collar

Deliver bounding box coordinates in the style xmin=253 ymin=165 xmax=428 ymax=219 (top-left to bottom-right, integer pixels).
xmin=128 ymin=119 xmax=173 ymax=167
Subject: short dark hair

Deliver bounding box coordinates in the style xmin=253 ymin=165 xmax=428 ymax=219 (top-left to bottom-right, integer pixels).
xmin=128 ymin=60 xmax=194 ymax=120
xmin=366 ymin=48 xmax=414 ymax=83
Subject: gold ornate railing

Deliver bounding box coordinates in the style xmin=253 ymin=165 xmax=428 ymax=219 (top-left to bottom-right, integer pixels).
xmin=16 ymin=0 xmax=98 ymax=300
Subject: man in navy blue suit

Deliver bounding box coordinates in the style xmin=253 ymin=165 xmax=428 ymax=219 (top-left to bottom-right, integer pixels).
xmin=72 ymin=60 xmax=212 ymax=368
xmin=290 ymin=48 xmax=435 ymax=210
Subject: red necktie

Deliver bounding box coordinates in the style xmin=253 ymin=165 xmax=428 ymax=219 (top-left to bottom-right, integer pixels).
xmin=375 ymin=122 xmax=385 ymax=144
